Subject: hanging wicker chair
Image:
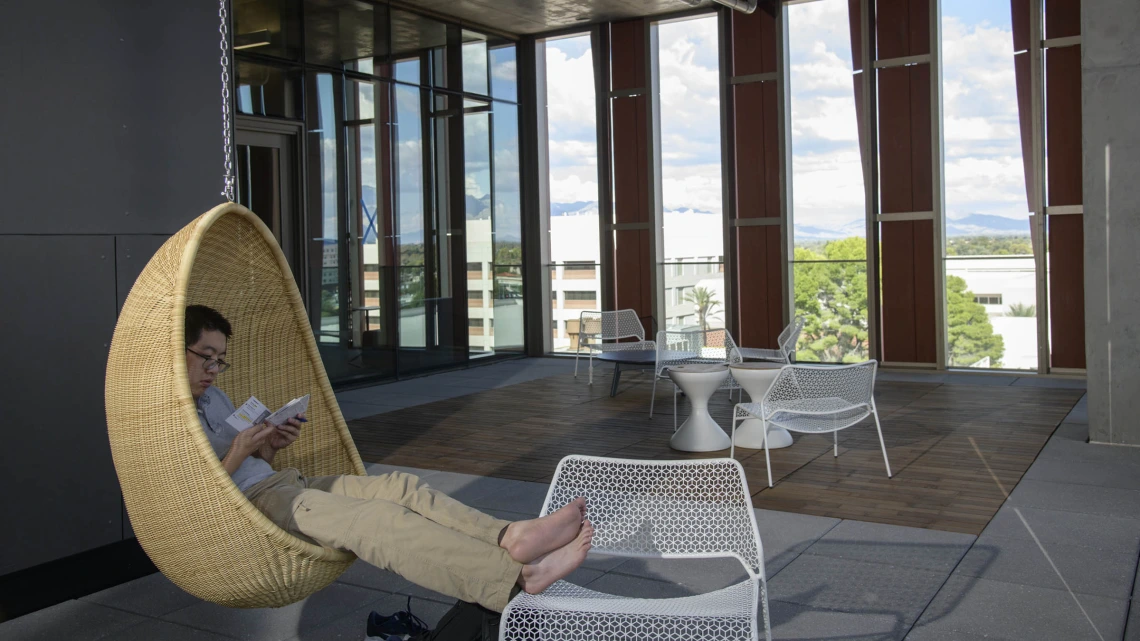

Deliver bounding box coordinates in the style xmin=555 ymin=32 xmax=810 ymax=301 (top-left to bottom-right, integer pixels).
xmin=105 ymin=203 xmax=367 ymax=608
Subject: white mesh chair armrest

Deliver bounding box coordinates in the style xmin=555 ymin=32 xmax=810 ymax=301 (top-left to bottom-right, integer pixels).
xmin=761 ymin=361 xmax=877 ymax=411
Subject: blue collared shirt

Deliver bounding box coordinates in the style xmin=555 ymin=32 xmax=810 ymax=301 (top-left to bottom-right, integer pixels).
xmin=196 ymin=386 xmax=276 ymax=493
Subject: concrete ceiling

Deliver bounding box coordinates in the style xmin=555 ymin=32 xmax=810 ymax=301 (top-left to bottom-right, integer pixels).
xmin=392 ymin=0 xmax=717 ymax=37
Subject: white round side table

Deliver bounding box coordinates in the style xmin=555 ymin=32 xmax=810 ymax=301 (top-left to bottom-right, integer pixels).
xmin=667 ymin=364 xmax=731 ymax=452
xmin=728 ymin=362 xmax=793 ymax=449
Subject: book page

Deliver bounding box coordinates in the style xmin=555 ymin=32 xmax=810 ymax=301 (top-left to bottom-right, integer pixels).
xmin=225 ymin=396 xmax=270 ymax=431
xmin=266 ymin=394 xmax=310 ymax=426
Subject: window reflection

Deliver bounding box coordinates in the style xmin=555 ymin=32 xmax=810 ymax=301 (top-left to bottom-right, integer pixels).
xmin=493 ymin=104 xmax=523 ymax=351
xmin=462 ymin=32 xmax=489 ymax=96
xmin=303 ymin=0 xmax=389 ymax=72
xmin=489 ymin=43 xmax=517 ymax=102
xmin=234 ymin=0 xmax=302 ymax=60
xmin=235 ymin=61 xmax=302 ymax=118
xmin=307 ymin=72 xmax=342 ymax=343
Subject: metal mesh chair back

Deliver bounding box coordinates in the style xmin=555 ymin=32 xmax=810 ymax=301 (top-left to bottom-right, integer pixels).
xmin=656 ymin=328 xmax=742 ymax=374
xmin=580 ymin=309 xmax=646 ymax=342
xmin=777 ymin=317 xmax=805 ymax=359
xmin=764 ymin=361 xmax=877 ymax=410
xmin=541 ymin=456 xmax=764 ymax=577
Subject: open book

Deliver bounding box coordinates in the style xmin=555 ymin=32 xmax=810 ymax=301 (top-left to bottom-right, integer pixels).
xmin=225 ymin=394 xmax=310 ymax=431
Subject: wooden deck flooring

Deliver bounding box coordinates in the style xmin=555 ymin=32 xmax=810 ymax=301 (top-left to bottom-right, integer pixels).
xmin=347 ymin=371 xmax=1084 ymax=535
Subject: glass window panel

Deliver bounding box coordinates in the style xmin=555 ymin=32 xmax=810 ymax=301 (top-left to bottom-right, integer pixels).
xmin=235 ymin=60 xmax=302 ymax=118
xmin=303 ymin=0 xmax=388 ymax=71
xmin=462 ymin=32 xmax=489 ymax=95
xmin=942 ymin=2 xmax=1036 ymax=370
xmin=793 ymin=258 xmax=869 ymax=362
xmin=394 ymin=84 xmax=428 ymax=350
xmin=492 ymin=103 xmax=524 ymax=351
xmin=464 ymin=112 xmax=494 ymax=356
xmin=544 ymin=34 xmax=601 ymax=353
xmin=657 ymin=16 xmax=724 ymax=331
xmin=234 ymin=0 xmax=302 ymax=61
xmin=786 ymin=1 xmax=868 ymax=362
xmin=394 ymin=59 xmax=421 ymax=84
xmin=306 ymin=72 xmax=343 ymax=343
xmin=346 ymin=78 xmax=390 ymax=347
xmin=489 ymin=43 xmax=517 ymax=102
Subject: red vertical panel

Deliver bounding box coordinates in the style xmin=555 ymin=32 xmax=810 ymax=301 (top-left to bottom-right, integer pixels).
xmin=909 ymin=64 xmax=933 ymax=212
xmin=1045 ymin=35 xmax=1084 ymax=367
xmin=764 ymin=226 xmax=783 ymax=348
xmin=732 ymin=8 xmax=777 ymax=76
xmin=1045 ymin=0 xmax=1081 ymax=39
xmin=1010 ymin=0 xmax=1031 ymax=51
xmin=611 ymin=20 xmax=646 ymax=91
xmin=881 ymin=221 xmax=917 ymax=361
xmin=1046 ymin=47 xmax=1082 ymax=206
xmin=610 ymin=20 xmax=653 ymax=334
xmin=1013 ymin=52 xmax=1034 ymax=210
xmin=848 ymin=0 xmax=864 ymax=72
xmin=730 ymin=8 xmax=783 ymax=350
xmin=878 ymin=66 xmax=915 ymax=214
xmin=1048 ymin=216 xmax=1086 ymax=368
xmin=875 ymin=0 xmax=936 ymax=364
xmin=912 ymin=219 xmax=937 ymax=362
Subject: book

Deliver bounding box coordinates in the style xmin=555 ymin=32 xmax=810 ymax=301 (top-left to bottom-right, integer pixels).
xmin=225 ymin=394 xmax=310 ymax=431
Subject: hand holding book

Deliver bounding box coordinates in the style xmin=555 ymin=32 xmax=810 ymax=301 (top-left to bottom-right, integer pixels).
xmin=226 ymin=394 xmax=310 ymax=431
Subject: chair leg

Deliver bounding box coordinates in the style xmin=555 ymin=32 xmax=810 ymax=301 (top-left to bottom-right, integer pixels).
xmin=673 ymin=385 xmax=678 ymax=432
xmin=764 ymin=423 xmax=774 ymax=488
xmin=649 ymin=376 xmax=658 ymax=418
xmin=574 ymin=349 xmax=580 ymax=378
xmin=873 ymin=411 xmax=892 ymax=478
xmin=730 ymin=415 xmax=738 ymax=459
xmin=834 ymin=431 xmax=838 ymax=457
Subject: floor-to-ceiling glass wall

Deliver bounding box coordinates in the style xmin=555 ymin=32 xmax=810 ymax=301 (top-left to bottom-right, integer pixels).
xmin=656 ymin=15 xmax=725 ymax=333
xmin=941 ymin=1 xmax=1036 ymax=370
xmin=786 ymin=0 xmax=869 ymax=363
xmin=234 ymin=0 xmax=524 ymax=384
xmin=541 ymin=34 xmax=602 ymax=353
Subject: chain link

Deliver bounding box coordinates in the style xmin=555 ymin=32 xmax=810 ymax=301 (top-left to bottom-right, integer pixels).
xmin=218 ymin=0 xmax=235 ymax=202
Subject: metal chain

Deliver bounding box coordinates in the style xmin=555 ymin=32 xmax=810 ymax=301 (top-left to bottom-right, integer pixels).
xmin=218 ymin=0 xmax=235 ymax=202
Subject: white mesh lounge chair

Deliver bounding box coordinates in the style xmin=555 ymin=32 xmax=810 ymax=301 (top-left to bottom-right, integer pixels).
xmin=575 ymin=310 xmax=656 ymax=384
xmin=738 ymin=317 xmax=804 ymax=364
xmin=500 ymin=455 xmax=771 ymax=641
xmin=650 ymin=328 xmax=743 ymax=428
xmin=731 ymin=361 xmax=891 ymax=487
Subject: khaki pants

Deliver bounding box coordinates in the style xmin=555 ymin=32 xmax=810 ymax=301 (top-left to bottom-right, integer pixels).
xmin=245 ymin=469 xmax=522 ymax=612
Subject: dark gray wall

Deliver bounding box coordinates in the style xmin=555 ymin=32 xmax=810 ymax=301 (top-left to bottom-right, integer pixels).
xmin=0 ymin=0 xmax=222 ymax=574
xmin=1083 ymin=0 xmax=1140 ymax=445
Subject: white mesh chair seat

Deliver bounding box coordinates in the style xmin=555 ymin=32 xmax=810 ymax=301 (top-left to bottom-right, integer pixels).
xmin=575 ymin=310 xmax=655 ymax=384
xmin=502 ymin=580 xmax=758 ymax=640
xmin=500 ymin=456 xmax=771 ymax=641
xmin=737 ymin=317 xmax=804 ymax=364
xmin=730 ymin=361 xmax=892 ymax=487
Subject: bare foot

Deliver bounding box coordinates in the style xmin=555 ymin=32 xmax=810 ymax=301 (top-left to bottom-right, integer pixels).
xmin=501 ymin=497 xmax=586 ymax=563
xmin=518 ymin=520 xmax=595 ymax=594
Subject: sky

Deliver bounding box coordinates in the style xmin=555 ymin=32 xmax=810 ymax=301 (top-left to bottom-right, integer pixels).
xmin=543 ymin=0 xmax=1029 ymax=247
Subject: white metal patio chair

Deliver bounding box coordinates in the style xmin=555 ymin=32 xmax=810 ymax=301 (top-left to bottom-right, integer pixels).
xmin=500 ymin=455 xmax=772 ymax=641
xmin=731 ymin=361 xmax=891 ymax=487
xmin=575 ymin=310 xmax=656 ymax=384
xmin=738 ymin=316 xmax=805 ymax=364
xmin=650 ymin=328 xmax=743 ymax=429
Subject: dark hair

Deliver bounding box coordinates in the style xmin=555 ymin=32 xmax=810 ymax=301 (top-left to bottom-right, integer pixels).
xmin=185 ymin=305 xmax=233 ymax=346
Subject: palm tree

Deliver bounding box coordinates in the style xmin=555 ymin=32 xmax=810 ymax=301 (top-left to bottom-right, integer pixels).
xmin=1007 ymin=302 xmax=1036 ymax=317
xmin=683 ymin=286 xmax=722 ymax=331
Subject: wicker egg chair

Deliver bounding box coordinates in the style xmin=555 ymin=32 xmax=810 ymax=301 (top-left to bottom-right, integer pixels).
xmin=105 ymin=203 xmax=367 ymax=608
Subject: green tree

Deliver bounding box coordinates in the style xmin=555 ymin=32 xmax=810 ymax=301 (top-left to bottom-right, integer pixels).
xmin=946 ymin=275 xmax=1005 ymax=366
xmin=793 ymin=238 xmax=870 ymax=363
xmin=683 ymin=286 xmax=721 ymax=331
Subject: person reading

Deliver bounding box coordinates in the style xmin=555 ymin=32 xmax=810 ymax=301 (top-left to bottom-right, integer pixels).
xmin=185 ymin=304 xmax=592 ymax=614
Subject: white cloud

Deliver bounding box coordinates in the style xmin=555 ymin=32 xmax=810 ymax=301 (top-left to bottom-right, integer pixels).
xmin=549 ymin=174 xmax=599 ymax=204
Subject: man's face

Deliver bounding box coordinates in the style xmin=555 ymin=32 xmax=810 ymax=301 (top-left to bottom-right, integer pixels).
xmin=186 ymin=329 xmax=227 ymax=400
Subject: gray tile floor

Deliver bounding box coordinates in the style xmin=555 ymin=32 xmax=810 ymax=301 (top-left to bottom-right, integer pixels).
xmin=5 ymin=360 xmax=1136 ymax=641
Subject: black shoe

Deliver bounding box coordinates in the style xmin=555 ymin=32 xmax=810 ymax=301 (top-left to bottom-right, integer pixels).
xmin=367 ymin=596 xmax=431 ymax=640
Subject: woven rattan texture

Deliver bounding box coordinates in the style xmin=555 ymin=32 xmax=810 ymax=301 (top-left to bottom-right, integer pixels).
xmin=105 ymin=203 xmax=366 ymax=608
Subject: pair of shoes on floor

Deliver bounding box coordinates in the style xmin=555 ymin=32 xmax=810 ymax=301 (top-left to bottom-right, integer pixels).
xmin=366 ymin=595 xmax=431 ymax=641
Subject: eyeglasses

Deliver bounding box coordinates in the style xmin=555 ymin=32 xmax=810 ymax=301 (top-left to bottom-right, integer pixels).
xmin=186 ymin=347 xmax=231 ymax=374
